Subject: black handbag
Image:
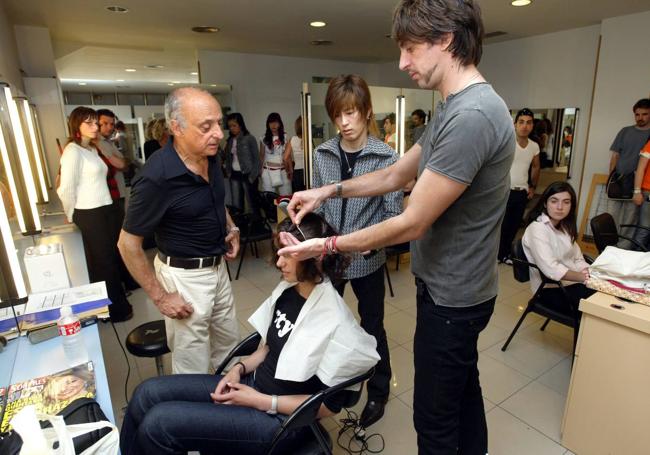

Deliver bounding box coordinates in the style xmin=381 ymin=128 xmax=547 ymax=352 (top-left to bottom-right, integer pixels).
xmin=606 ymin=170 xmax=635 ymax=200
xmin=0 ymin=398 xmax=111 ymax=455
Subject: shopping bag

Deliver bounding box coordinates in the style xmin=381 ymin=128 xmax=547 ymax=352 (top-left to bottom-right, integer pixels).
xmin=11 ymin=405 xmax=119 ymax=455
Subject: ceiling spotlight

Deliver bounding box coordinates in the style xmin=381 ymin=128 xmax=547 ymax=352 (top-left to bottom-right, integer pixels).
xmin=168 ymin=83 xmax=175 ymax=86
xmin=125 ymin=68 xmax=136 ymax=72
xmin=116 ymin=79 xmax=125 ymax=82
xmin=210 ymin=84 xmax=217 ymax=87
xmin=511 ymin=0 xmax=532 ymax=6
xmin=310 ymin=21 xmax=326 ymax=28
xmin=78 ymin=82 xmax=87 ymax=86
xmin=172 ymin=81 xmax=181 ymax=84
xmin=192 ymin=26 xmax=220 ymax=33
xmin=106 ymin=5 xmax=128 ymax=13
xmin=190 ymin=71 xmax=198 ymax=76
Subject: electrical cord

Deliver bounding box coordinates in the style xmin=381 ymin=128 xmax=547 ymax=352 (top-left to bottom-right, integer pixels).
xmin=109 ymin=319 xmax=131 ymax=405
xmin=336 ymin=408 xmax=385 ymax=454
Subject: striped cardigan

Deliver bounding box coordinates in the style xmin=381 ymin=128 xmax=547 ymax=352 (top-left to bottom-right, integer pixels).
xmin=314 ymin=135 xmax=403 ymax=279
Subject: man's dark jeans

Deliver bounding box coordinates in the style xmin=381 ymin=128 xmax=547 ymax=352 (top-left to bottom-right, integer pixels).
xmin=335 ymin=266 xmax=391 ymax=402
xmin=413 ymin=278 xmax=495 ymax=455
xmin=498 ymin=189 xmax=528 ymax=261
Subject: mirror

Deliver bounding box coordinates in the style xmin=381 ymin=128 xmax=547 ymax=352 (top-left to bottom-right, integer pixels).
xmin=509 ymin=107 xmax=579 ymax=193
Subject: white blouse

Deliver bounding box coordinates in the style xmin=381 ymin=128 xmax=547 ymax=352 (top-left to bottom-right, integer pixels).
xmin=521 ymin=213 xmax=589 ymax=292
xmin=57 ymin=142 xmax=112 ymax=220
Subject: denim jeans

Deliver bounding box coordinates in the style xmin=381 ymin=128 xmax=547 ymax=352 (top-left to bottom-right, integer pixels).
xmin=498 ymin=189 xmax=528 ymax=261
xmin=335 ymin=266 xmax=391 ymax=402
xmin=120 ymin=374 xmax=295 ymax=455
xmin=413 ymin=279 xmax=495 ymax=455
xmin=632 ymin=191 xmax=650 ymax=250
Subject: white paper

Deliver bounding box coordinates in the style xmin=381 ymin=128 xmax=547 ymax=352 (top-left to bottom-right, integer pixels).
xmin=23 ymin=282 xmax=108 ymax=315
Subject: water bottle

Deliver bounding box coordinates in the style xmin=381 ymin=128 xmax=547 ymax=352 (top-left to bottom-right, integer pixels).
xmin=57 ymin=305 xmax=88 ymax=366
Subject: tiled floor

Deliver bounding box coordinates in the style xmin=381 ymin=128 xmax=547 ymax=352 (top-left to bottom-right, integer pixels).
xmin=101 ymin=243 xmax=576 ymax=454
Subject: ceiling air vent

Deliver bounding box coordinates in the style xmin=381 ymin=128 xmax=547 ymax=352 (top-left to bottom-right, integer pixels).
xmin=310 ymin=40 xmax=333 ymax=46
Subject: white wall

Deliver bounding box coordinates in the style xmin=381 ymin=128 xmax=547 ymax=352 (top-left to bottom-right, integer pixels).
xmin=14 ymin=26 xmax=57 ymax=78
xmin=0 ymin=1 xmax=23 ymax=91
xmin=479 ymin=24 xmax=602 ymax=210
xmin=198 ymin=50 xmax=383 ymax=139
xmin=579 ymin=11 xmax=650 ymax=209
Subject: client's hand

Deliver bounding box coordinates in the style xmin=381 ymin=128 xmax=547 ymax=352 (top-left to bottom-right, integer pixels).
xmin=211 ymin=368 xmax=241 ymax=400
xmin=277 ymin=232 xmax=325 ymax=261
xmin=581 ymin=268 xmax=590 ymax=283
xmin=212 ymin=382 xmax=266 ymax=410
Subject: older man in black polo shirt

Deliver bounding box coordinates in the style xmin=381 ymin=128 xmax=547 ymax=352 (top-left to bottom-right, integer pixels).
xmin=118 ymin=87 xmax=240 ymax=374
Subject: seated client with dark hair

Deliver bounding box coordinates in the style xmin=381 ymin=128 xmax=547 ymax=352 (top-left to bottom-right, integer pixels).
xmin=120 ymin=212 xmax=379 ymax=455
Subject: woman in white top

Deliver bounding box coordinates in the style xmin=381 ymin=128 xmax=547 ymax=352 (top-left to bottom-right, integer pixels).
xmin=283 ymin=116 xmax=305 ymax=193
xmin=383 ymin=113 xmax=396 ymax=150
xmin=57 ymin=107 xmax=132 ymax=322
xmin=522 ymin=181 xmax=595 ymax=312
xmin=259 ymin=112 xmax=292 ymax=195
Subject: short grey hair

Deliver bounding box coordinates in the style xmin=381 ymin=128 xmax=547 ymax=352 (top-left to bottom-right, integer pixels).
xmin=164 ymin=87 xmax=214 ymax=131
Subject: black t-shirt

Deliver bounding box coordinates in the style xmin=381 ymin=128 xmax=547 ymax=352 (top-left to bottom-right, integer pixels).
xmin=255 ymin=287 xmax=352 ymax=413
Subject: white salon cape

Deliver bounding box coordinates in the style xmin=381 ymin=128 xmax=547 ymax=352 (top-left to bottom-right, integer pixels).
xmin=248 ymin=279 xmax=380 ymax=388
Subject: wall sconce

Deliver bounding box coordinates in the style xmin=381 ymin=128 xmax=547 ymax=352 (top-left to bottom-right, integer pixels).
xmin=29 ymin=105 xmax=52 ymax=191
xmin=395 ymin=95 xmax=406 ymax=157
xmin=0 ymin=83 xmax=41 ymax=235
xmin=0 ymin=181 xmax=28 ymax=310
xmin=20 ymin=100 xmax=50 ymax=204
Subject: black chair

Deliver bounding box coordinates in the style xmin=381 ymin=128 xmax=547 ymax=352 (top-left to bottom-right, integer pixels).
xmin=126 ymin=320 xmax=170 ymax=376
xmin=258 ymin=191 xmax=280 ymax=223
xmin=233 ymin=213 xmax=274 ymax=280
xmin=384 ymin=242 xmax=410 ymax=298
xmin=501 ymin=240 xmax=580 ymax=356
xmin=590 ymin=212 xmax=649 ymax=253
xmin=214 ymin=332 xmax=374 ymax=455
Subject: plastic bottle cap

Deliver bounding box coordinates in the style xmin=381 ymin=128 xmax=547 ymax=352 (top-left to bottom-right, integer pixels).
xmin=60 ymin=305 xmax=72 ymax=317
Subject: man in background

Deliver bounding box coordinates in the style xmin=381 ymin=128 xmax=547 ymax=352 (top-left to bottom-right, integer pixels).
xmin=498 ymin=108 xmax=540 ymax=263
xmin=608 ymin=98 xmax=650 ymax=241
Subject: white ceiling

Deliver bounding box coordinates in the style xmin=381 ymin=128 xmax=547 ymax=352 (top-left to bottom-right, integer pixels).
xmin=5 ymin=0 xmax=650 ymax=91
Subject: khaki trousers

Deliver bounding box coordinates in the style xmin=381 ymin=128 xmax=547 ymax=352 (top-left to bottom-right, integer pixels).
xmin=154 ymin=256 xmax=239 ymax=374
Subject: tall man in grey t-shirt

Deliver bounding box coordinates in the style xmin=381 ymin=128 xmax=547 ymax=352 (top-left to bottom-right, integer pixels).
xmin=607 ymin=98 xmax=650 ymax=242
xmin=280 ymin=1 xmax=515 ymax=453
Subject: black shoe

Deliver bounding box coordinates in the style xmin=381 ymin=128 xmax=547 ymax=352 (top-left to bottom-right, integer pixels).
xmin=109 ymin=309 xmax=133 ymax=323
xmin=359 ymin=399 xmax=386 ymax=428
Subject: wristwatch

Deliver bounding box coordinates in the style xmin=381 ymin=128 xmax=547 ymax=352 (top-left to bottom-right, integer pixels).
xmin=328 ymin=180 xmax=343 ymax=198
xmin=267 ymin=395 xmax=278 ymax=415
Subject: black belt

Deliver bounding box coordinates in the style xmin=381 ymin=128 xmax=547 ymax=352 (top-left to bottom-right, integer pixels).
xmin=158 ymin=252 xmax=222 ymax=269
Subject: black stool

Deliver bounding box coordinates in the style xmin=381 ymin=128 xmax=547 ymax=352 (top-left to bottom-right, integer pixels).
xmin=126 ymin=320 xmax=170 ymax=376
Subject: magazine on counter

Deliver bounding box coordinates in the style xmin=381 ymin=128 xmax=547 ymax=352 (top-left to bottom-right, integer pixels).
xmin=0 ymin=361 xmax=96 ymax=432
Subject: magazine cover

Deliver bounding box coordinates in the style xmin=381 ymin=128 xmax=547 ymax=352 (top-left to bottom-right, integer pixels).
xmin=0 ymin=361 xmax=95 ymax=432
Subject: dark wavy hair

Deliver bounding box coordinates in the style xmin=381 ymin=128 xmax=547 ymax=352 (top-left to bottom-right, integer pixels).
xmin=67 ymin=106 xmax=98 ymax=145
xmin=275 ymin=213 xmax=349 ymax=283
xmin=226 ymin=112 xmax=250 ymax=137
xmin=263 ymin=112 xmax=285 ymax=149
xmin=392 ymin=0 xmax=484 ymax=66
xmin=525 ymin=181 xmax=578 ymax=242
